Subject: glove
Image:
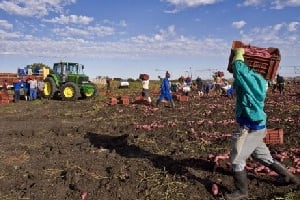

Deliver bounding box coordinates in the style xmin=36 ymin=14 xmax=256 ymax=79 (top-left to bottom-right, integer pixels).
xmin=233 ymin=48 xmax=245 ymax=62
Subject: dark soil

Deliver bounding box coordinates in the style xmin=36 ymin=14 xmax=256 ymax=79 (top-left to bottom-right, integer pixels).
xmin=0 ymin=84 xmax=299 ymax=200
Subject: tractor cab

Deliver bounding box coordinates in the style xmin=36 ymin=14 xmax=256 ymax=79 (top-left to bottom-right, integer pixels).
xmin=53 ymin=62 xmax=87 ymax=83
xmin=53 ymin=62 xmax=84 ymax=75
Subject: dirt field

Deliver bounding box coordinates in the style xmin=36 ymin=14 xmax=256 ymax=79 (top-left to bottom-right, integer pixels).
xmin=0 ymin=84 xmax=299 ymax=200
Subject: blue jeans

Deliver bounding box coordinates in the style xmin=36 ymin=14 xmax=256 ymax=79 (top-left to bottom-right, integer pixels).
xmin=14 ymin=90 xmax=20 ymax=102
xmin=230 ymin=126 xmax=273 ymax=172
xmin=30 ymin=88 xmax=37 ymax=100
xmin=158 ymin=92 xmax=173 ymax=101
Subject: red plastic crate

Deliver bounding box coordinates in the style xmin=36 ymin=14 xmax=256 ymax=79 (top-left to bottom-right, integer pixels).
xmin=176 ymin=95 xmax=189 ymax=102
xmin=135 ymin=96 xmax=143 ymax=101
xmin=264 ymin=128 xmax=284 ymax=144
xmin=1 ymin=99 xmax=10 ymax=104
xmin=139 ymin=74 xmax=149 ymax=80
xmin=0 ymin=92 xmax=9 ymax=100
xmin=227 ymin=41 xmax=281 ymax=80
xmin=108 ymin=97 xmax=118 ymax=105
xmin=120 ymin=99 xmax=130 ymax=105
xmin=118 ymin=96 xmax=129 ymax=100
xmin=133 ymin=96 xmax=149 ymax=104
xmin=117 ymin=96 xmax=130 ymax=105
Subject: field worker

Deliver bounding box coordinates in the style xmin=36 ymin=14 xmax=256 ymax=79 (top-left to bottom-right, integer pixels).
xmin=196 ymin=77 xmax=204 ymax=96
xmin=226 ymin=85 xmax=234 ymax=98
xmin=28 ymin=77 xmax=38 ymax=100
xmin=182 ymin=77 xmax=192 ymax=96
xmin=106 ymin=78 xmax=112 ymax=95
xmin=37 ymin=79 xmax=45 ymax=99
xmin=141 ymin=74 xmax=152 ymax=104
xmin=156 ymin=71 xmax=175 ymax=108
xmin=1 ymin=79 xmax=8 ymax=92
xmin=225 ymin=48 xmax=300 ymax=200
xmin=276 ymin=74 xmax=285 ymax=95
xmin=13 ymin=78 xmax=23 ymax=103
xmin=22 ymin=78 xmax=30 ymax=101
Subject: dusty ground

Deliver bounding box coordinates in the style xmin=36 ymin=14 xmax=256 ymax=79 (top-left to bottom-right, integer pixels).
xmin=0 ymin=84 xmax=299 ymax=200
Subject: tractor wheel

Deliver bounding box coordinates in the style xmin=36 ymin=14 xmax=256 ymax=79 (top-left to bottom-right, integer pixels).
xmin=61 ymin=82 xmax=80 ymax=101
xmin=82 ymin=83 xmax=99 ymax=99
xmin=44 ymin=77 xmax=57 ymax=99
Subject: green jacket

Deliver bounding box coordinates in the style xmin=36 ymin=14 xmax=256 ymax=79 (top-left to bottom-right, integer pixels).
xmin=233 ymin=60 xmax=267 ymax=126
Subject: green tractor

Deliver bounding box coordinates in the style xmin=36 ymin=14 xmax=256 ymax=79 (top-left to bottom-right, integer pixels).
xmin=43 ymin=62 xmax=98 ymax=101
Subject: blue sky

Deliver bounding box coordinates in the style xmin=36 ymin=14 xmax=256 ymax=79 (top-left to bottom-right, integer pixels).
xmin=0 ymin=0 xmax=300 ymax=80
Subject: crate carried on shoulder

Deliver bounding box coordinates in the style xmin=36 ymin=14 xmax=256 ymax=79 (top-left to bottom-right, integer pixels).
xmin=227 ymin=41 xmax=281 ymax=80
xmin=139 ymin=74 xmax=149 ymax=80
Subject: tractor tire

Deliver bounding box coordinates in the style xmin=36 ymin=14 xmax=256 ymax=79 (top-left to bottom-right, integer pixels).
xmin=43 ymin=77 xmax=57 ymax=99
xmin=81 ymin=82 xmax=99 ymax=99
xmin=61 ymin=82 xmax=80 ymax=101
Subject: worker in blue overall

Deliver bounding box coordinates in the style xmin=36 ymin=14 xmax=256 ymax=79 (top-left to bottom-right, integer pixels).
xmin=156 ymin=71 xmax=175 ymax=108
xmin=13 ymin=78 xmax=23 ymax=102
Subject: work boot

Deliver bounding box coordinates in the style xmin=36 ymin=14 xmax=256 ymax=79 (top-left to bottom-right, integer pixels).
xmin=268 ymin=160 xmax=300 ymax=185
xmin=225 ymin=170 xmax=248 ymax=200
xmin=156 ymin=99 xmax=161 ymax=107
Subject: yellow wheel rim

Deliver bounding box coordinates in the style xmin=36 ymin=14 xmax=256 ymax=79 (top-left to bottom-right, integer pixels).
xmin=44 ymin=82 xmax=51 ymax=96
xmin=85 ymin=90 xmax=94 ymax=97
xmin=63 ymin=86 xmax=74 ymax=98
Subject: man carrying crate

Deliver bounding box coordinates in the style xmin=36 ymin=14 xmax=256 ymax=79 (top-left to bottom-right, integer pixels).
xmin=225 ymin=48 xmax=299 ymax=200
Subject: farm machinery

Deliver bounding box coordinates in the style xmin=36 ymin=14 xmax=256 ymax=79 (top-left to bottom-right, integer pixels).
xmin=43 ymin=62 xmax=98 ymax=101
xmin=0 ymin=65 xmax=47 ymax=89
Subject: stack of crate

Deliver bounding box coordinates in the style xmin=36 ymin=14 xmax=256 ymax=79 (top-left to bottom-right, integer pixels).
xmin=0 ymin=91 xmax=10 ymax=104
xmin=133 ymin=95 xmax=147 ymax=104
xmin=174 ymin=94 xmax=189 ymax=102
xmin=118 ymin=96 xmax=130 ymax=105
xmin=264 ymin=128 xmax=284 ymax=144
xmin=108 ymin=97 xmax=118 ymax=105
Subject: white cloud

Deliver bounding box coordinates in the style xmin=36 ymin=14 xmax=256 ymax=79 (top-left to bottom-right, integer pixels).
xmin=164 ymin=0 xmax=221 ymax=8
xmin=159 ymin=25 xmax=176 ymax=38
xmin=271 ymin=0 xmax=300 ymax=9
xmin=273 ymin=23 xmax=283 ymax=31
xmin=0 ymin=19 xmax=13 ymax=29
xmin=43 ymin=14 xmax=94 ymax=25
xmin=238 ymin=22 xmax=300 ymax=54
xmin=239 ymin=23 xmax=300 ymax=57
xmin=53 ymin=25 xmax=115 ymax=37
xmin=119 ymin=20 xmax=127 ymax=27
xmin=53 ymin=26 xmax=89 ymax=37
xmin=287 ymin=21 xmax=299 ymax=31
xmin=0 ymin=25 xmax=228 ymax=59
xmin=0 ymin=0 xmax=76 ymax=17
xmin=163 ymin=0 xmax=222 ymax=12
xmin=232 ymin=20 xmax=246 ymax=29
xmin=103 ymin=19 xmax=128 ymax=27
xmin=240 ymin=0 xmax=300 ymax=9
xmin=241 ymin=0 xmax=266 ymax=7
xmin=87 ymin=26 xmax=115 ymax=36
xmin=131 ymin=25 xmax=176 ymax=43
xmin=0 ymin=22 xmax=299 ymax=62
